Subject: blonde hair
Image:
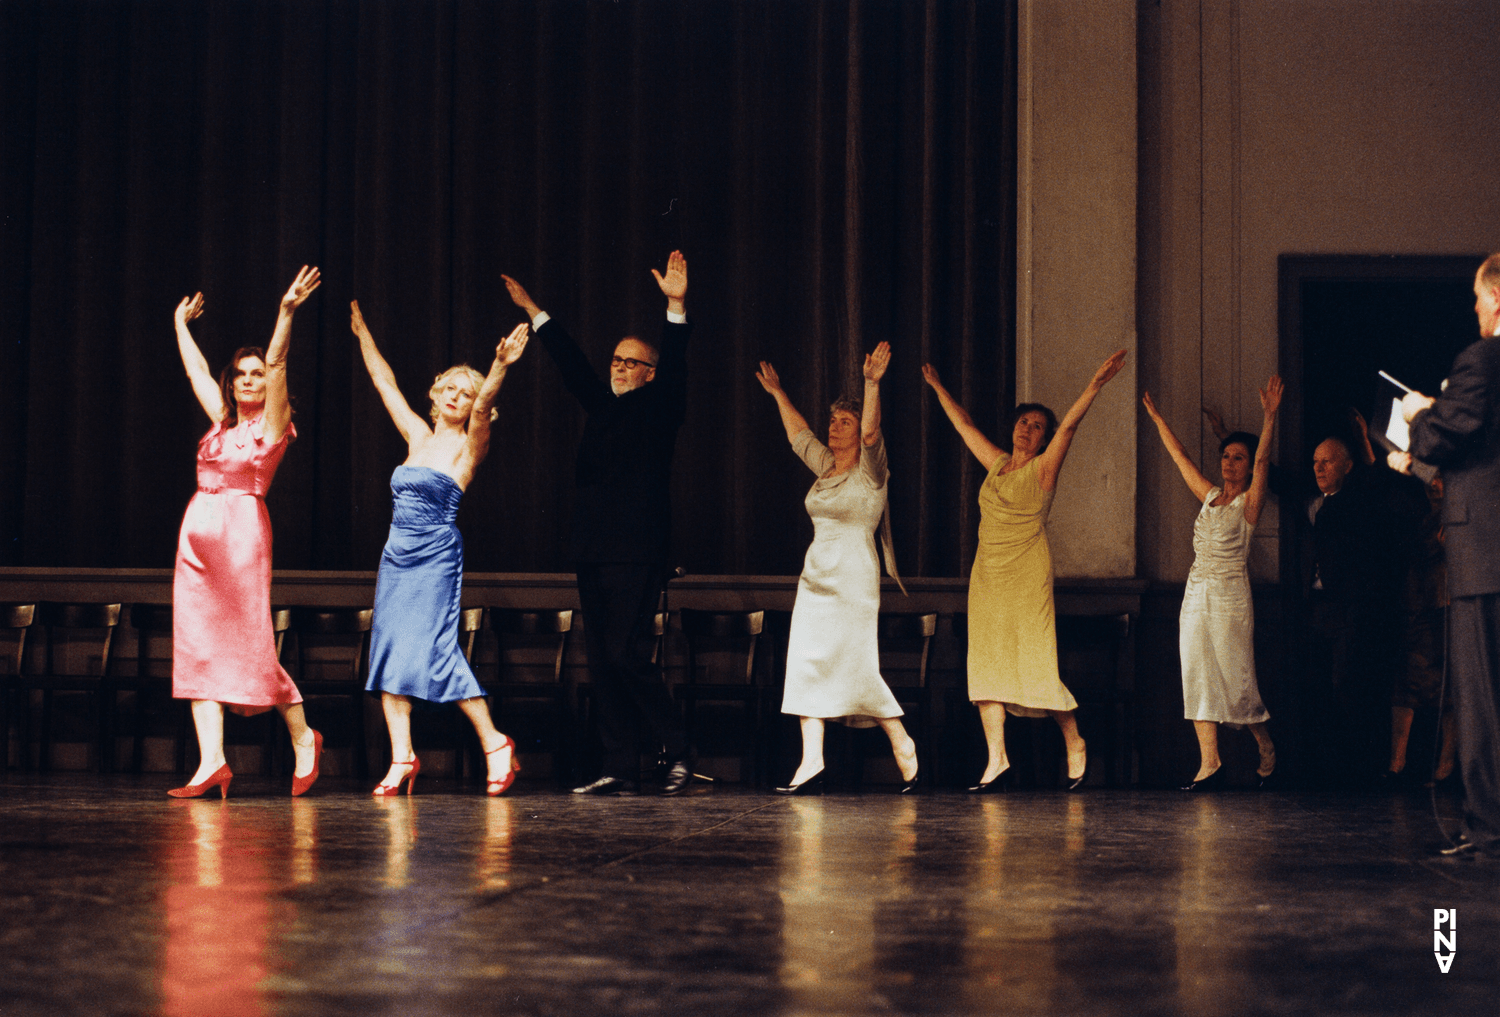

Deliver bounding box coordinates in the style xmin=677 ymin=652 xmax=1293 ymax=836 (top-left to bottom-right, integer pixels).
xmin=428 ymin=365 xmax=495 ymax=424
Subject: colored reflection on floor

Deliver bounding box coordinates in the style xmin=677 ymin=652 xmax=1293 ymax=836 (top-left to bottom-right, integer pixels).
xmin=0 ymin=775 xmax=1495 ymax=1016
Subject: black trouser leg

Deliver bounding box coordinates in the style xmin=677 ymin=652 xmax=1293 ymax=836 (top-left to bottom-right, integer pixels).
xmin=577 ymin=563 xmax=686 ymax=780
xmin=1448 ymin=595 xmax=1500 ymax=854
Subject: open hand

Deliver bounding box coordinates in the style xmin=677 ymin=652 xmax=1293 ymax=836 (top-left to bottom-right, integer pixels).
xmin=501 ymin=275 xmax=541 ymax=317
xmin=495 ymin=322 xmax=530 ymax=367
xmin=863 ymin=342 xmax=891 ymax=383
xmin=349 ymin=300 xmax=373 ymax=342
xmin=651 ymin=250 xmax=688 ymax=302
xmin=755 ymin=361 xmax=784 ymax=396
xmin=1200 ymin=405 xmax=1228 ymax=441
xmin=920 ymin=363 xmax=944 ymax=391
xmin=1347 ymin=405 xmax=1368 ymax=436
xmin=1142 ymin=391 xmax=1164 ymax=422
xmin=1260 ymin=375 xmax=1284 ymax=417
xmin=1092 ymin=349 xmax=1128 ymax=388
xmin=281 ymin=266 xmax=321 ymax=310
xmin=175 ymin=292 xmax=205 ymax=327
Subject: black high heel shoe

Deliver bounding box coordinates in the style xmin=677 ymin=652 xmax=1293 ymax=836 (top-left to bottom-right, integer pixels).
xmin=1181 ymin=766 xmax=1225 ymax=792
xmin=775 ymin=769 xmax=826 ymax=796
xmin=1065 ymin=763 xmax=1089 ymax=792
xmin=899 ymin=770 xmax=920 ymax=794
xmin=968 ymin=765 xmax=1013 ymax=794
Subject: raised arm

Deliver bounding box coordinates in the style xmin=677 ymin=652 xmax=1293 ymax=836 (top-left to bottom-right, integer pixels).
xmin=262 ymin=265 xmax=320 ymax=443
xmin=174 ymin=292 xmax=226 ymax=423
xmin=652 ymin=249 xmax=687 ymax=319
xmin=1201 ymin=404 xmax=1230 ymax=443
xmin=922 ymin=363 xmax=1002 ymax=472
xmin=1243 ymin=375 xmax=1282 ymax=526
xmin=503 ymin=272 xmax=610 ymax=412
xmin=1349 ymin=407 xmax=1376 ymax=466
xmin=502 ymin=274 xmax=544 ymax=322
xmin=756 ymin=361 xmax=812 ymax=443
xmin=651 ymin=251 xmax=692 ymax=416
xmin=465 ymin=322 xmax=530 ymax=468
xmin=1142 ymin=391 xmax=1214 ymax=503
xmin=350 ymin=300 xmax=429 ymax=444
xmin=1036 ymin=349 xmax=1128 ymax=491
xmin=861 ymin=342 xmax=889 ymax=444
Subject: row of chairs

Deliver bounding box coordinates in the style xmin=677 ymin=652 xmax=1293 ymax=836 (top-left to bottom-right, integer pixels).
xmin=0 ymin=601 xmax=940 ymax=783
xmin=3 ymin=601 xmax=1131 ymax=786
xmin=0 ymin=602 xmax=368 ymax=775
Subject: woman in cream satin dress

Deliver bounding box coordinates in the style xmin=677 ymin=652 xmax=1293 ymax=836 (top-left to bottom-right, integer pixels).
xmin=757 ymin=343 xmax=918 ymax=794
xmin=1142 ymin=377 xmax=1281 ymax=789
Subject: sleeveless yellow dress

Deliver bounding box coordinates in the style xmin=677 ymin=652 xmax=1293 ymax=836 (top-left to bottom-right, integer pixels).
xmin=967 ymin=454 xmax=1078 ymax=715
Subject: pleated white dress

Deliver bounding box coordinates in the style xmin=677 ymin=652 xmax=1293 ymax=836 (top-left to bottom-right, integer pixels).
xmin=780 ymin=429 xmax=903 ymax=728
xmin=1179 ymin=487 xmax=1270 ymax=726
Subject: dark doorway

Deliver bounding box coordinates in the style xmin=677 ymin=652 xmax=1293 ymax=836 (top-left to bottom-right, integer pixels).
xmin=1278 ymin=254 xmax=1482 ymax=569
xmin=1275 ymin=254 xmax=1482 ymax=780
xmin=1279 ymin=255 xmax=1482 ymax=488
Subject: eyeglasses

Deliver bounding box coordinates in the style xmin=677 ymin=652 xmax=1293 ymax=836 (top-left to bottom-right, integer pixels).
xmin=610 ymin=355 xmax=656 ymax=371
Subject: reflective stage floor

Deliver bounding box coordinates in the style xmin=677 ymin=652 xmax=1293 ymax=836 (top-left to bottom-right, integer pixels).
xmin=1 ymin=774 xmax=1493 ymax=1016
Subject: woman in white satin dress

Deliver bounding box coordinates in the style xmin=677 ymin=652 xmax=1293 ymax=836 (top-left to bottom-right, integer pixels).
xmin=1142 ymin=376 xmax=1282 ymax=790
xmin=756 ymin=343 xmax=918 ymax=795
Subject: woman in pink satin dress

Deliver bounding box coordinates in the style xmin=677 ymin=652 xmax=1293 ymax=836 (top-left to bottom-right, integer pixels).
xmin=167 ymin=267 xmax=323 ymax=799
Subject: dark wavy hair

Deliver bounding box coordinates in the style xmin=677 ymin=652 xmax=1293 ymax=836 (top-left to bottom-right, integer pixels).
xmin=1008 ymin=402 xmax=1059 ymax=452
xmin=218 ymin=346 xmax=296 ymax=428
xmin=1220 ymin=430 xmax=1260 ymax=465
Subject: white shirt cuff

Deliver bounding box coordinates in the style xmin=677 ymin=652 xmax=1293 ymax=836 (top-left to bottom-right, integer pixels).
xmin=667 ymin=310 xmax=687 ymax=324
xmin=531 ymin=310 xmax=551 ymax=328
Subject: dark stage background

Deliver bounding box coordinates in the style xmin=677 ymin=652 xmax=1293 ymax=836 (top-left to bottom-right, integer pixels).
xmin=1 ymin=0 xmax=1016 ymax=576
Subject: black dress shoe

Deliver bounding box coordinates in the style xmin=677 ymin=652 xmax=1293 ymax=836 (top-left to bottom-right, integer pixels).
xmin=967 ymin=766 xmax=1013 ymax=794
xmin=774 ymin=770 xmax=825 ymax=795
xmin=1256 ymin=769 xmax=1278 ymax=790
xmin=572 ymin=776 xmax=636 ymax=796
xmin=1065 ymin=764 xmax=1089 ymax=792
xmin=661 ymin=755 xmax=694 ymax=796
xmin=1181 ymin=766 xmax=1225 ymax=792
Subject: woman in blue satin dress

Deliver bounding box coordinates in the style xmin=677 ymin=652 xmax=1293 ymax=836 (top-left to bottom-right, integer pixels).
xmin=351 ymin=301 xmax=530 ymax=796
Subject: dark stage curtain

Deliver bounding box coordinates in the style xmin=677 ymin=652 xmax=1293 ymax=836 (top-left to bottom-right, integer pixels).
xmin=1 ymin=0 xmax=1016 ymax=577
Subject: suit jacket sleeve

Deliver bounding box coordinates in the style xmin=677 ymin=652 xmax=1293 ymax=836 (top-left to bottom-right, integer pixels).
xmin=1409 ymin=341 xmax=1493 ymax=467
xmin=656 ymin=316 xmax=692 ymax=425
xmin=534 ymin=317 xmax=612 ymax=414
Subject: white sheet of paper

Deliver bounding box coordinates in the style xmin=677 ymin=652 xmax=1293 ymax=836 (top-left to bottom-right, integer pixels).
xmin=1384 ymin=397 xmax=1410 ymax=452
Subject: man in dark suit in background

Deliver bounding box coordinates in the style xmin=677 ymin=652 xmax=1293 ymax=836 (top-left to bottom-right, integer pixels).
xmin=1404 ymin=252 xmax=1500 ymax=858
xmin=1301 ymin=435 xmax=1425 ymax=786
xmin=503 ymin=252 xmax=694 ymax=796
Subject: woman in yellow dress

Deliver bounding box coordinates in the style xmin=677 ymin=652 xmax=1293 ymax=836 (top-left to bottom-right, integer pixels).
xmin=923 ymin=351 xmax=1127 ymax=791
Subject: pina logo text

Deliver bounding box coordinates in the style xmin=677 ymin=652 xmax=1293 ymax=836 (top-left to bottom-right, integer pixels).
xmin=1434 ymin=909 xmax=1456 ymax=973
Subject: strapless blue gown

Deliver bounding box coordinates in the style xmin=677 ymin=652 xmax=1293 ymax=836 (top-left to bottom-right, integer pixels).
xmin=365 ymin=465 xmax=485 ymax=703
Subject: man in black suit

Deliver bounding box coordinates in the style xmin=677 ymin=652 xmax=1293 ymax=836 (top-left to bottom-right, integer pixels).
xmin=1404 ymin=252 xmax=1500 ymax=858
xmin=503 ymin=252 xmax=694 ymax=796
xmin=1301 ymin=436 xmax=1425 ymax=786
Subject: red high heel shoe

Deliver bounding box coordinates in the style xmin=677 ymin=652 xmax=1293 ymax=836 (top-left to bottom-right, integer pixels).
xmin=291 ymin=730 xmax=323 ymax=797
xmin=485 ymin=735 xmax=521 ymax=796
xmin=372 ymin=756 xmax=420 ymax=797
xmin=168 ymin=763 xmax=233 ymax=799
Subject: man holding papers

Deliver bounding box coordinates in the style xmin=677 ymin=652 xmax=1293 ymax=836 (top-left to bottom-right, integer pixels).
xmin=1403 ymin=253 xmax=1500 ymax=860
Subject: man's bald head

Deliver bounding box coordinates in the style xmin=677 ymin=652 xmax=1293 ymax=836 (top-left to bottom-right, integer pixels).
xmin=1313 ymin=437 xmax=1354 ymax=495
